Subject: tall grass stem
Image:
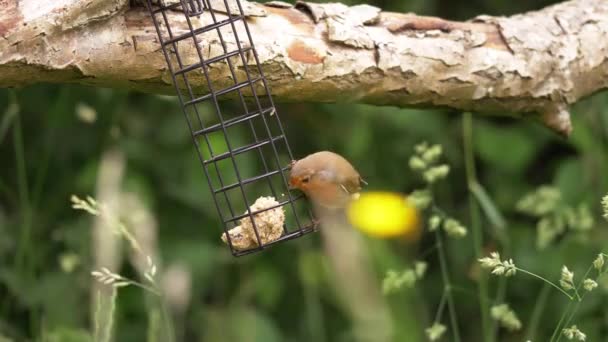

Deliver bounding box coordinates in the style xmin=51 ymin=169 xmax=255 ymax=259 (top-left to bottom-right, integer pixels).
xmin=462 ymin=112 xmax=492 ymax=342
xmin=435 ymin=230 xmax=461 ymax=342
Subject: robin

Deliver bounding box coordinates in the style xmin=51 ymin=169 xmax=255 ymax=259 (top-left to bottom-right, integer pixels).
xmin=289 ymin=151 xmax=366 ymax=210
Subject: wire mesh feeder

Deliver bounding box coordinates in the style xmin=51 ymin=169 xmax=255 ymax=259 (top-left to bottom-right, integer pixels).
xmin=144 ymin=0 xmax=317 ymax=256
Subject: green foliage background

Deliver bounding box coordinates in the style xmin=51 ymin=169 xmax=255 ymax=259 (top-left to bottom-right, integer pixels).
xmin=1 ymin=0 xmax=608 ymax=341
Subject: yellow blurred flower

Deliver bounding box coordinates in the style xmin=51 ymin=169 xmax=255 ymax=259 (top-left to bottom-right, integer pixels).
xmin=347 ymin=192 xmax=420 ymax=239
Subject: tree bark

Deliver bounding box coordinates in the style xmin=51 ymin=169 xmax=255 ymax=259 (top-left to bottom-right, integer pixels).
xmin=1 ymin=0 xmax=607 ymax=135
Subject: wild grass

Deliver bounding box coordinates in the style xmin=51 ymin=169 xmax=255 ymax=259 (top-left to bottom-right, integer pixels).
xmin=71 ymin=195 xmax=174 ymax=342
xmin=2 ymin=81 xmax=608 ymax=341
xmin=383 ymin=114 xmax=608 ymax=342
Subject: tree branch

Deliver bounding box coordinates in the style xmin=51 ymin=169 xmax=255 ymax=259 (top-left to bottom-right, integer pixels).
xmin=1 ymin=0 xmax=607 ymax=135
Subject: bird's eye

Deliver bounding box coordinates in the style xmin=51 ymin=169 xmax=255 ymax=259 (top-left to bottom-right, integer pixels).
xmin=301 ymin=176 xmax=310 ymax=184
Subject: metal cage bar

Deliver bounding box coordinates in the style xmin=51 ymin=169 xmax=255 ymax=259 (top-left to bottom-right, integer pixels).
xmin=144 ymin=0 xmax=316 ymax=256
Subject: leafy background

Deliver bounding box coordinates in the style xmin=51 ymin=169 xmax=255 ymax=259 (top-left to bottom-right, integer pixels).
xmin=1 ymin=0 xmax=608 ymax=341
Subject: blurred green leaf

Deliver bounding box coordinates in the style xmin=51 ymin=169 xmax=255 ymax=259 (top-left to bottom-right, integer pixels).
xmin=298 ymin=250 xmax=327 ymax=289
xmin=554 ymin=158 xmax=585 ymax=203
xmin=157 ymin=114 xmax=190 ymax=147
xmin=232 ymin=308 xmax=283 ymax=342
xmin=470 ymin=182 xmax=506 ymax=230
xmin=164 ymin=240 xmax=223 ymax=285
xmin=45 ymin=329 xmax=92 ymax=342
xmin=201 ymin=307 xmax=282 ymax=342
xmin=568 ymin=116 xmax=596 ymax=152
xmin=252 ymin=265 xmax=283 ymax=309
xmin=32 ymin=273 xmax=84 ymax=328
xmin=474 ymin=122 xmax=540 ymax=174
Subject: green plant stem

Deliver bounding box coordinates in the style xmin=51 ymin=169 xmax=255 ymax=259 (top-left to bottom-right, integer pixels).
xmin=0 ymin=92 xmax=18 ymax=144
xmin=304 ymin=282 xmax=326 ymax=342
xmin=550 ymin=258 xmax=605 ymax=341
xmin=434 ymin=288 xmax=448 ymax=323
xmin=550 ymin=302 xmax=573 ymax=342
xmin=492 ymin=276 xmax=509 ymax=340
xmin=0 ymin=92 xmax=20 ymax=222
xmin=554 ymin=266 xmax=594 ymax=342
xmin=462 ymin=112 xmax=492 ymax=342
xmin=102 ymin=288 xmax=118 ymax=342
xmin=299 ymin=243 xmax=326 ymax=342
xmin=451 ymin=285 xmax=501 ymax=306
xmin=136 ymin=279 xmax=175 ymax=342
xmin=10 ymin=92 xmax=40 ymax=336
xmin=525 ymin=282 xmax=551 ymax=340
xmin=434 ymin=230 xmax=461 ymax=342
xmin=515 ymin=268 xmax=573 ymax=300
xmin=555 ymin=302 xmax=582 ymax=342
xmin=94 ymin=291 xmax=102 ymax=341
xmin=0 ymin=178 xmax=17 ymax=206
xmin=419 ymin=242 xmax=439 ymax=260
xmin=158 ymin=295 xmax=176 ymax=342
xmin=13 ymin=96 xmax=31 ymax=272
xmin=124 ymin=280 xmax=161 ymax=296
xmin=31 ymin=88 xmax=67 ymax=208
xmin=147 ymin=309 xmax=161 ymax=342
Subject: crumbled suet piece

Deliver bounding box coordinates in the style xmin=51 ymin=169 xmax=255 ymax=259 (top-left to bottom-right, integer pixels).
xmin=240 ymin=196 xmax=285 ymax=246
xmin=221 ymin=196 xmax=285 ymax=250
xmin=221 ymin=225 xmax=254 ymax=251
